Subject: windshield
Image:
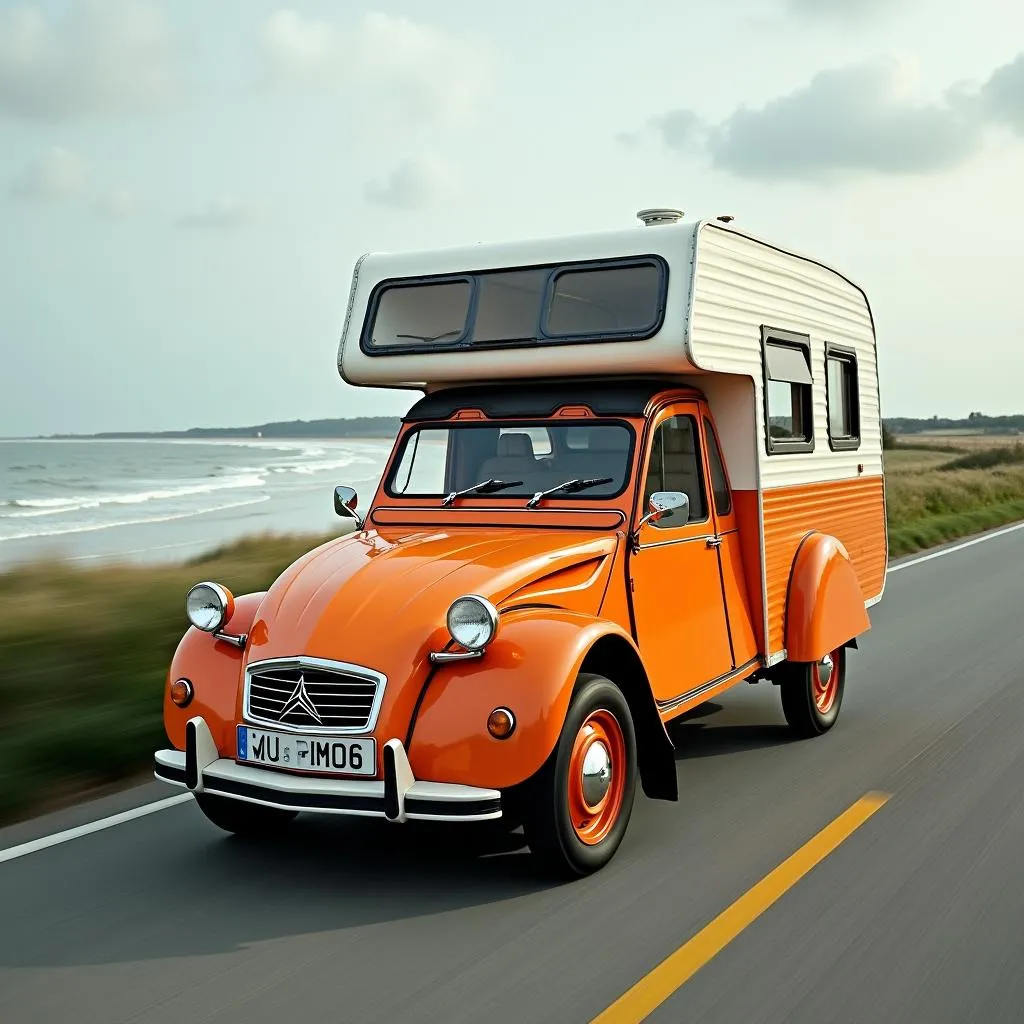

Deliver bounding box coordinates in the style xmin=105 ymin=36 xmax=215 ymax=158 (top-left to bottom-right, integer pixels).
xmin=385 ymin=423 xmax=635 ymax=501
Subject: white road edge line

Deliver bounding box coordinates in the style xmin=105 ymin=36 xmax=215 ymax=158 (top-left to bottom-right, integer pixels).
xmin=3 ymin=515 xmax=1024 ymax=865
xmin=886 ymin=518 xmax=1024 ymax=573
xmin=0 ymin=794 xmax=192 ymax=864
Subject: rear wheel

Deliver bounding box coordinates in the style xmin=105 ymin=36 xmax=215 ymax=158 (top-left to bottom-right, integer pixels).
xmin=194 ymin=792 xmax=298 ymax=836
xmin=520 ymin=674 xmax=637 ymax=878
xmin=779 ymin=646 xmax=846 ymax=737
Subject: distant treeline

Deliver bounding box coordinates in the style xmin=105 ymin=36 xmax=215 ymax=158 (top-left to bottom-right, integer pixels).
xmin=39 ymin=412 xmax=1024 ymax=442
xmin=46 ymin=416 xmax=403 ymax=440
xmin=886 ymin=413 xmax=1024 ymax=435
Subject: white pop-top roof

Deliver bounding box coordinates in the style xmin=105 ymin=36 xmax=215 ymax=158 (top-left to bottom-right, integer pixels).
xmin=336 ymin=210 xmax=869 ymax=392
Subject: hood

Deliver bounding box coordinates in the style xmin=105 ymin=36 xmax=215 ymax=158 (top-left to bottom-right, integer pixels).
xmin=245 ymin=526 xmax=620 ymax=673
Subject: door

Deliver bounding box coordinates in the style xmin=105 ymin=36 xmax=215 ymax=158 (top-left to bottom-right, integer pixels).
xmin=701 ymin=414 xmax=759 ymax=669
xmin=628 ymin=405 xmax=735 ymax=707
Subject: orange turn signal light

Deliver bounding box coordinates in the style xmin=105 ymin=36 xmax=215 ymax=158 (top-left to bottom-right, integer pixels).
xmin=487 ymin=707 xmax=515 ymax=739
xmin=170 ymin=678 xmax=194 ymax=708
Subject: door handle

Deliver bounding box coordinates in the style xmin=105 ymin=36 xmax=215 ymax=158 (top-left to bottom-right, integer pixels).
xmin=706 ymin=536 xmax=722 ymax=549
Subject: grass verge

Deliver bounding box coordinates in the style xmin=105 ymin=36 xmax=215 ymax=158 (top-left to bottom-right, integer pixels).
xmin=3 ymin=442 xmax=1024 ymax=828
xmin=0 ymin=531 xmax=338 ymax=826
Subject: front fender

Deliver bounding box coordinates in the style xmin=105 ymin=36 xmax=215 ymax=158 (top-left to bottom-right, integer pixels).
xmin=407 ymin=608 xmax=666 ymax=793
xmin=785 ymin=533 xmax=870 ymax=662
xmin=162 ymin=591 xmax=266 ymax=753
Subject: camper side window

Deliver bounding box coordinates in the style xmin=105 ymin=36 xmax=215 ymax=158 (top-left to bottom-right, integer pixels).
xmin=762 ymin=330 xmax=814 ymax=455
xmin=826 ymin=345 xmax=861 ymax=450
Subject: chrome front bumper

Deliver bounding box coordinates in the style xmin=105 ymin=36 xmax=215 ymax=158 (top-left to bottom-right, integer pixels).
xmin=154 ymin=716 xmax=502 ymax=823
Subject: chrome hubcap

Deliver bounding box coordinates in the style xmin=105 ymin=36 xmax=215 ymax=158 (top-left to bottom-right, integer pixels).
xmin=816 ymin=654 xmax=834 ymax=686
xmin=581 ymin=740 xmax=613 ymax=807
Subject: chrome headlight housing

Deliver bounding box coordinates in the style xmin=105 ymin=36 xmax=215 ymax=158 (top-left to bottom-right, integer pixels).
xmin=446 ymin=594 xmax=498 ymax=651
xmin=185 ymin=581 xmax=234 ymax=633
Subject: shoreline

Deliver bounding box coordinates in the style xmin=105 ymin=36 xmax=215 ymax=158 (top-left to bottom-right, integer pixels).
xmin=1 ymin=435 xmax=400 ymax=443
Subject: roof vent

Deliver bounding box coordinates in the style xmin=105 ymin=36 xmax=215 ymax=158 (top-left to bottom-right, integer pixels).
xmin=717 ymin=215 xmax=735 ymax=223
xmin=637 ymin=208 xmax=684 ymax=227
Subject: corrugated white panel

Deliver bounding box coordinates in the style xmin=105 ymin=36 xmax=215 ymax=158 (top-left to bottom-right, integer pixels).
xmin=689 ymin=224 xmax=882 ymax=491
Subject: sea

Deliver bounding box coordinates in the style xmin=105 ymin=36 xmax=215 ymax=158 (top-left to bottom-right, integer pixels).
xmin=0 ymin=437 xmax=396 ymax=571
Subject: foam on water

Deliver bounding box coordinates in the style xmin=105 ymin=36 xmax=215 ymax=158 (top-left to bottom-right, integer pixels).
xmin=0 ymin=437 xmax=394 ymax=548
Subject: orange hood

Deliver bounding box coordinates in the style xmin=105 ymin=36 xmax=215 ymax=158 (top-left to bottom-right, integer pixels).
xmin=243 ymin=525 xmax=620 ymax=693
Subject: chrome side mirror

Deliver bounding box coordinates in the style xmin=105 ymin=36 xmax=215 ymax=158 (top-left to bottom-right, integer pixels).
xmin=631 ymin=490 xmax=689 ymax=551
xmin=632 ymin=491 xmax=689 ymax=546
xmin=334 ymin=485 xmax=363 ymax=527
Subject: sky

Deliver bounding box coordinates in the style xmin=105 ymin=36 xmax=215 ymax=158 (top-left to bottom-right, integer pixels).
xmin=2 ymin=0 xmax=1023 ymax=436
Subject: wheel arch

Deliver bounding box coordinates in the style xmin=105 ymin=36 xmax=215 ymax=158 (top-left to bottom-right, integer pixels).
xmin=784 ymin=531 xmax=870 ymax=664
xmin=579 ymin=634 xmax=678 ymax=802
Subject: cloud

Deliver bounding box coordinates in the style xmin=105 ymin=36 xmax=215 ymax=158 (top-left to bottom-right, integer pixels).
xmin=363 ymin=155 xmax=459 ymax=210
xmin=9 ymin=146 xmax=88 ymax=201
xmin=709 ymin=57 xmax=981 ymax=180
xmin=652 ymin=109 xmax=703 ymax=153
xmin=258 ymin=10 xmax=494 ymax=126
xmin=637 ymin=53 xmax=1024 ymax=182
xmin=0 ymin=0 xmax=177 ymax=121
xmin=93 ymin=186 xmax=139 ymax=219
xmin=176 ymin=194 xmax=259 ymax=230
xmin=980 ymin=53 xmax=1024 ymax=134
xmin=786 ymin=0 xmax=897 ymax=21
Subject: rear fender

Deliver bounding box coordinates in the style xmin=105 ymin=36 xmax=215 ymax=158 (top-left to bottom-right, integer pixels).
xmin=407 ymin=608 xmax=677 ymax=800
xmin=162 ymin=591 xmax=266 ymax=753
xmin=784 ymin=533 xmax=870 ymax=663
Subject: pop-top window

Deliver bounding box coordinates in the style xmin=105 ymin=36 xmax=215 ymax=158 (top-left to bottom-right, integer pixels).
xmin=370 ymin=279 xmax=472 ymax=348
xmin=363 ymin=258 xmax=666 ymax=354
xmin=546 ymin=264 xmax=662 ymax=336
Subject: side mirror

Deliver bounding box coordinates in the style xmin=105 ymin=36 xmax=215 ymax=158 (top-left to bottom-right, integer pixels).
xmin=334 ymin=485 xmax=363 ymax=527
xmin=647 ymin=490 xmax=689 ymax=526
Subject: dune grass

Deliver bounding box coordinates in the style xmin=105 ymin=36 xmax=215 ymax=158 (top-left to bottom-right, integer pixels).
xmin=2 ymin=441 xmax=1024 ymax=827
xmin=0 ymin=532 xmax=339 ymax=825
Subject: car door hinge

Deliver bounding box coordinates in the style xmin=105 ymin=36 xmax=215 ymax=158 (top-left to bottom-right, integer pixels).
xmin=706 ymin=536 xmax=722 ymax=549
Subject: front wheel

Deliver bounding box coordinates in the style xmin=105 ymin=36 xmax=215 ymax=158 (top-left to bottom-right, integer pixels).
xmin=779 ymin=646 xmax=847 ymax=738
xmin=520 ymin=673 xmax=638 ymax=878
xmin=194 ymin=792 xmax=298 ymax=836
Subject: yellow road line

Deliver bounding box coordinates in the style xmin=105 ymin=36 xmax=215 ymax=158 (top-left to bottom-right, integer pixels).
xmin=591 ymin=791 xmax=891 ymax=1023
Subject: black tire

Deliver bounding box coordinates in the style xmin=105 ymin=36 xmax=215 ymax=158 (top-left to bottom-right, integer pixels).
xmin=194 ymin=792 xmax=298 ymax=836
xmin=519 ymin=673 xmax=638 ymax=879
xmin=779 ymin=646 xmax=846 ymax=738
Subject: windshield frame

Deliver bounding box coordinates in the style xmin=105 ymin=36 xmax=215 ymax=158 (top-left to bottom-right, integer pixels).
xmin=360 ymin=255 xmax=669 ymax=357
xmin=381 ymin=418 xmax=639 ymax=505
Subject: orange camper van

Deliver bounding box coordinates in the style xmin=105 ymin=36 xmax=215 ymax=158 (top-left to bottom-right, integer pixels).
xmin=154 ymin=207 xmax=887 ymax=877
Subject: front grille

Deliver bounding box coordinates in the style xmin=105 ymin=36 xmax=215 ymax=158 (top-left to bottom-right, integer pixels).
xmin=243 ymin=658 xmax=386 ymax=734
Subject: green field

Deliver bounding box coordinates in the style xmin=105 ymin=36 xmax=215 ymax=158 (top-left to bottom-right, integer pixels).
xmin=2 ymin=439 xmax=1023 ymax=827
xmin=886 ymin=436 xmax=1024 ymax=555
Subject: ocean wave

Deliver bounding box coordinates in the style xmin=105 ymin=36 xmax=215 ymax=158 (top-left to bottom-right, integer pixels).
xmin=0 ymin=496 xmax=272 ymax=543
xmin=231 ymin=454 xmax=371 ymax=478
xmin=1 ymin=473 xmax=267 ymax=518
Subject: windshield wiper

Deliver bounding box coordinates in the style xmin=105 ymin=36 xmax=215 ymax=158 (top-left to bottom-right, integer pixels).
xmin=526 ymin=477 xmax=613 ymax=509
xmin=396 ymin=330 xmax=462 ymax=342
xmin=441 ymin=478 xmax=523 ymax=506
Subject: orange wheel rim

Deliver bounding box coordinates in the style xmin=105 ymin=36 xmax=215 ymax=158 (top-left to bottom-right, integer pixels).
xmin=567 ymin=709 xmax=626 ymax=846
xmin=812 ymin=650 xmax=841 ymax=714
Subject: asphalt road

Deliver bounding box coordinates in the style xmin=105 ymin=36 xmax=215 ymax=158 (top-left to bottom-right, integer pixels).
xmin=4 ymin=524 xmax=1024 ymax=1023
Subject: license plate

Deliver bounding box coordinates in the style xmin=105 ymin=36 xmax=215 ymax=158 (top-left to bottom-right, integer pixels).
xmin=236 ymin=725 xmax=376 ymax=776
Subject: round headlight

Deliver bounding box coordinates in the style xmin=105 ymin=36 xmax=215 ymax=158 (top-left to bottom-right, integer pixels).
xmin=186 ymin=581 xmax=234 ymax=632
xmin=446 ymin=595 xmax=498 ymax=651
